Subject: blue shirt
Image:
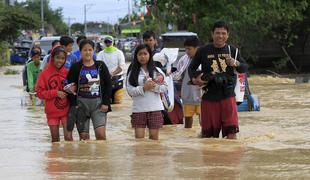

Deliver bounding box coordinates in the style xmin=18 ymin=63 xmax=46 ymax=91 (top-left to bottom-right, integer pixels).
xmin=64 ymin=53 xmax=79 ymax=70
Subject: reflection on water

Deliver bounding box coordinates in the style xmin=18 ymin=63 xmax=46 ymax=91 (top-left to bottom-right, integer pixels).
xmin=0 ymin=68 xmax=309 ymax=179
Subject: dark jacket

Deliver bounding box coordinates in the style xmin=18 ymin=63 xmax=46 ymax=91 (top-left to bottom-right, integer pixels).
xmin=188 ymin=44 xmax=248 ymax=101
xmin=66 ymin=60 xmax=112 ymax=111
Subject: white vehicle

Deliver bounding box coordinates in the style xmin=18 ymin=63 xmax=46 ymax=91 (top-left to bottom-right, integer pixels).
xmin=30 ymin=36 xmax=79 ymax=59
xmin=161 ymin=31 xmax=198 ymax=49
xmin=160 ymin=31 xmax=198 ymax=66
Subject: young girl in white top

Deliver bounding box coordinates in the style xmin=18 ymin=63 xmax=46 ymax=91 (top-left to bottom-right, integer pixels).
xmin=126 ymin=44 xmax=167 ymax=140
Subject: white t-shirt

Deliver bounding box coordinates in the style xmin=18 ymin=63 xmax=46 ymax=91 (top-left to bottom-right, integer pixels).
xmin=126 ymin=67 xmax=167 ymax=113
xmin=96 ymin=49 xmax=126 ymax=77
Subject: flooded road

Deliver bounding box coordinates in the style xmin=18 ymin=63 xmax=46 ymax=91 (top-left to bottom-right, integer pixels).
xmin=0 ymin=65 xmax=309 ymax=179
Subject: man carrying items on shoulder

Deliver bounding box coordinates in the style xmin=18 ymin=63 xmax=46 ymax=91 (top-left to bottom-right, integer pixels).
xmin=97 ymin=35 xmax=126 ymax=104
xmin=188 ymin=21 xmax=248 ymax=139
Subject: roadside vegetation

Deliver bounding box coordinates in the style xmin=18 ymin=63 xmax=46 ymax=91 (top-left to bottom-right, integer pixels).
xmin=0 ymin=0 xmax=66 ymax=67
xmin=4 ymin=69 xmax=19 ymax=75
xmin=140 ymin=0 xmax=310 ymax=72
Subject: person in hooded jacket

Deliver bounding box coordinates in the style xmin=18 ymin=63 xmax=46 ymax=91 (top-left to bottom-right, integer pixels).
xmin=36 ymin=46 xmax=73 ymax=142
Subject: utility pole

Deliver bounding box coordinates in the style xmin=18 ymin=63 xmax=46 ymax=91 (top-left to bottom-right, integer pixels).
xmin=84 ymin=4 xmax=87 ymax=35
xmin=84 ymin=4 xmax=94 ymax=35
xmin=128 ymin=0 xmax=131 ymax=23
xmin=64 ymin=17 xmax=76 ymax=36
xmin=107 ymin=17 xmax=110 ymax=34
xmin=41 ymin=0 xmax=45 ymax=36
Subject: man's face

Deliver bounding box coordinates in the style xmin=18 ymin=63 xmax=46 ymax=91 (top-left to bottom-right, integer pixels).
xmin=185 ymin=46 xmax=198 ymax=58
xmin=212 ymin=27 xmax=229 ymax=48
xmin=104 ymin=39 xmax=113 ymax=47
xmin=143 ymin=37 xmax=156 ymax=49
xmin=64 ymin=43 xmax=73 ymax=53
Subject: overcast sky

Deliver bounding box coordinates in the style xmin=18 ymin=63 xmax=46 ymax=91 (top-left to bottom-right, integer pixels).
xmin=15 ymin=0 xmax=130 ymax=25
xmin=49 ymin=0 xmax=130 ymax=24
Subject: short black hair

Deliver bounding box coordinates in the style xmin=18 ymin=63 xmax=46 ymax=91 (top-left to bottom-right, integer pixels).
xmin=60 ymin=36 xmax=74 ymax=46
xmin=76 ymin=35 xmax=87 ymax=44
xmin=184 ymin=37 xmax=199 ymax=47
xmin=79 ymin=39 xmax=94 ymax=51
xmin=31 ymin=45 xmax=41 ymax=57
xmin=143 ymin=30 xmax=156 ymax=40
xmin=212 ymin=20 xmax=229 ymax=33
xmin=51 ymin=40 xmax=60 ymax=47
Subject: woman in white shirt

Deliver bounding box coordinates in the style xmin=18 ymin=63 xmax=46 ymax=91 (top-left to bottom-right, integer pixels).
xmin=126 ymin=44 xmax=168 ymax=140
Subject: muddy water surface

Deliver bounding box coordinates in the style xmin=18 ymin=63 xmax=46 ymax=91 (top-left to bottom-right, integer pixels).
xmin=0 ymin=66 xmax=309 ymax=179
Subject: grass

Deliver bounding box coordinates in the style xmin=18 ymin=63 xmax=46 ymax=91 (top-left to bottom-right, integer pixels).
xmin=4 ymin=69 xmax=19 ymax=75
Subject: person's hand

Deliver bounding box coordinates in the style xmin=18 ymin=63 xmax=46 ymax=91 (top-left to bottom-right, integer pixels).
xmin=192 ymin=73 xmax=207 ymax=86
xmin=100 ymin=104 xmax=109 ymax=112
xmin=69 ymin=84 xmax=77 ymax=95
xmin=64 ymin=83 xmax=77 ymax=95
xmin=143 ymin=79 xmax=155 ymax=90
xmin=57 ymin=91 xmax=67 ymax=99
xmin=225 ymin=57 xmax=239 ymax=67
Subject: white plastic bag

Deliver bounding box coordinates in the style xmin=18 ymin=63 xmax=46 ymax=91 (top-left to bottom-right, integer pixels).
xmin=229 ymin=46 xmax=245 ymax=103
xmin=234 ymin=73 xmax=246 ymax=103
xmin=153 ymin=48 xmax=179 ymax=111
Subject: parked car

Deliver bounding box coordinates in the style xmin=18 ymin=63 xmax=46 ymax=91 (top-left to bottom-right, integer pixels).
xmin=160 ymin=31 xmax=198 ymax=66
xmin=10 ymin=40 xmax=32 ymax=64
xmin=122 ymin=37 xmax=141 ymax=61
xmin=30 ymin=36 xmax=79 ymax=60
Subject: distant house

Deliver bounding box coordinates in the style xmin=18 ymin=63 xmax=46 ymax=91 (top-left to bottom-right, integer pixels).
xmin=86 ymin=22 xmax=113 ymax=36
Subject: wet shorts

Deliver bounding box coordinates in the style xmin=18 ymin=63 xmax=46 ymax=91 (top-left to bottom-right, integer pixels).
xmin=77 ymin=97 xmax=107 ymax=134
xmin=200 ymin=96 xmax=239 ymax=138
xmin=131 ymin=111 xmax=163 ymax=129
xmin=183 ymin=104 xmax=200 ymax=117
xmin=47 ymin=116 xmax=67 ymax=126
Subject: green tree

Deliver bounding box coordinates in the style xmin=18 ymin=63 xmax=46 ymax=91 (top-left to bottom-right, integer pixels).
xmin=16 ymin=0 xmax=68 ymax=35
xmin=142 ymin=0 xmax=308 ymax=70
xmin=71 ymin=23 xmax=84 ymax=35
xmin=0 ymin=4 xmax=40 ymax=65
xmin=0 ymin=4 xmax=39 ymax=42
xmin=292 ymin=3 xmax=310 ymax=71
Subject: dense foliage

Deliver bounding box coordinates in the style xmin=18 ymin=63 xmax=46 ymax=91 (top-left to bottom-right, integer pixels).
xmin=16 ymin=0 xmax=68 ymax=35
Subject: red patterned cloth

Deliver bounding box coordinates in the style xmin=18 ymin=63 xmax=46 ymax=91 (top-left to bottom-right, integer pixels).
xmin=131 ymin=111 xmax=163 ymax=129
xmin=200 ymin=96 xmax=239 ymax=138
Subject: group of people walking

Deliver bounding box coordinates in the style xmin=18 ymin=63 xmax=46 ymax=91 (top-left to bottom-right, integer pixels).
xmin=27 ymin=20 xmax=248 ymax=142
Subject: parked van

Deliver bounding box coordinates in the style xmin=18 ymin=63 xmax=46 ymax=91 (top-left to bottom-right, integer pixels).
xmin=160 ymin=31 xmax=198 ymax=66
xmin=30 ymin=36 xmax=79 ymax=60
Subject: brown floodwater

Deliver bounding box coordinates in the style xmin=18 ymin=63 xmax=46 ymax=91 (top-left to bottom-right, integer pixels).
xmin=0 ymin=66 xmax=309 ymax=179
